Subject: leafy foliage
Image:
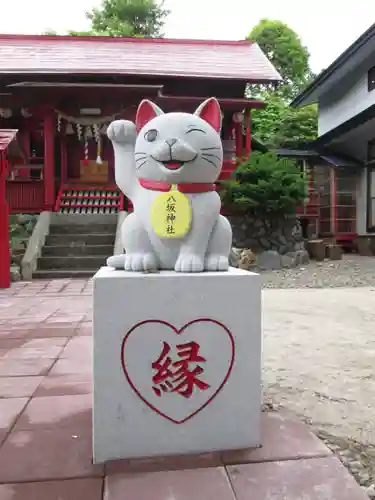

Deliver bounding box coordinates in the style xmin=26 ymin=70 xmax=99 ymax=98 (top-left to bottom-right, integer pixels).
xmin=88 ymin=0 xmax=169 ymax=37
xmin=70 ymin=0 xmax=169 ymax=38
xmin=9 ymin=215 xmax=37 ymax=265
xmin=251 ymin=94 xmax=318 ymax=149
xmin=221 ymin=152 xmax=308 ymax=217
xmin=42 ymin=0 xmax=169 ymax=38
xmin=248 ymin=19 xmax=314 ymax=99
xmin=272 ymin=104 xmax=318 ymax=149
xmin=251 ymin=94 xmax=286 ymax=147
xmin=247 ymin=19 xmax=318 ymax=149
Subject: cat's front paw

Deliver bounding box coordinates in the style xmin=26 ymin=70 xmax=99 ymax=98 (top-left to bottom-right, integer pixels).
xmin=124 ymin=253 xmax=158 ymax=272
xmin=175 ymin=254 xmax=204 ymax=273
xmin=107 ymin=254 xmax=126 ymax=269
xmin=107 ymin=120 xmax=136 ymax=145
xmin=204 ymin=255 xmax=229 ymax=271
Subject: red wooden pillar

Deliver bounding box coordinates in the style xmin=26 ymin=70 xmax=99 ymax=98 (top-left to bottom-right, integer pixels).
xmin=0 ymin=151 xmax=10 ymax=289
xmin=43 ymin=112 xmax=55 ymax=211
xmin=234 ymin=115 xmax=243 ymax=163
xmin=245 ymin=110 xmax=252 ymax=159
xmin=61 ymin=136 xmax=68 ymax=184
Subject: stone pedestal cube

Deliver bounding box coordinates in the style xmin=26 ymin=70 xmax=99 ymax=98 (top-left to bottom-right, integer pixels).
xmin=92 ymin=267 xmax=262 ymax=464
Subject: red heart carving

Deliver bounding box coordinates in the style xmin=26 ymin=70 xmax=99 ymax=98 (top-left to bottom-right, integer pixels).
xmin=121 ymin=319 xmax=235 ymax=424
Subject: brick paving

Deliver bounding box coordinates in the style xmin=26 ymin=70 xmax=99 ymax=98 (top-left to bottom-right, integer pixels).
xmin=0 ymin=279 xmax=370 ymax=499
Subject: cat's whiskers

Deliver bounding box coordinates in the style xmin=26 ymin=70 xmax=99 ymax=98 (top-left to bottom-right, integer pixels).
xmin=200 ymin=147 xmax=221 ymax=151
xmin=201 ymin=152 xmax=221 ymax=162
xmin=136 ymin=160 xmax=148 ymax=171
xmin=135 ymin=152 xmax=147 ymax=156
xmin=201 ymin=157 xmax=219 ymax=169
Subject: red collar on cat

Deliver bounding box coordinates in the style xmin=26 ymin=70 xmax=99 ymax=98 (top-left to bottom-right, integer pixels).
xmin=139 ymin=178 xmax=215 ymax=193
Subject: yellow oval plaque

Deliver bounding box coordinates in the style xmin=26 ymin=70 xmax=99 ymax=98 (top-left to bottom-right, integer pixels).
xmin=151 ymin=185 xmax=192 ymax=238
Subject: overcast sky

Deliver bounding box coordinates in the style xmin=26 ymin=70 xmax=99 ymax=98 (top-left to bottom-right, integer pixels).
xmin=0 ymin=0 xmax=374 ymax=73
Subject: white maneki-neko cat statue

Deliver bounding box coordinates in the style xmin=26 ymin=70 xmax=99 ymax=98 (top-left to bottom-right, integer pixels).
xmin=106 ymin=97 xmax=232 ymax=273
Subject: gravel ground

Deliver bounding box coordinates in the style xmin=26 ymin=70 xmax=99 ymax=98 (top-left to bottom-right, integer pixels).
xmin=263 ymin=286 xmax=375 ymax=496
xmin=261 ymin=253 xmax=375 ymax=289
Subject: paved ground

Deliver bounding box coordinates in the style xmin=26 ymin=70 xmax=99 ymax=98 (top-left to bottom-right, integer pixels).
xmin=0 ymin=279 xmax=372 ymax=498
xmin=263 ymin=286 xmax=375 ymax=446
xmin=262 ymin=253 xmax=375 ymax=289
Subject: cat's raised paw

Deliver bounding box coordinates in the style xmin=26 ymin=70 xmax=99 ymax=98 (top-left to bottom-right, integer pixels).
xmin=107 ymin=120 xmax=137 ymax=145
xmin=204 ymin=255 xmax=229 ymax=271
xmin=175 ymin=254 xmax=204 ymax=273
xmin=124 ymin=253 xmax=158 ymax=272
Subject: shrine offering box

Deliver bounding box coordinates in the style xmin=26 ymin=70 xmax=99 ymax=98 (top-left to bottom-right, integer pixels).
xmin=92 ymin=267 xmax=262 ymax=463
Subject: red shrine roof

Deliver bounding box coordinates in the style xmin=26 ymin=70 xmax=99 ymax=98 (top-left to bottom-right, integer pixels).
xmin=0 ymin=34 xmax=281 ymax=82
xmin=0 ymin=130 xmax=17 ymax=153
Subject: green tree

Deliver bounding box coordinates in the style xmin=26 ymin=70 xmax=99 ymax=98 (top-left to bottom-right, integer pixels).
xmin=251 ymin=94 xmax=287 ymax=147
xmin=251 ymin=94 xmax=318 ymax=149
xmin=43 ymin=0 xmax=169 ymax=38
xmin=273 ymin=104 xmax=318 ymax=149
xmin=248 ymin=19 xmax=314 ymax=99
xmin=247 ymin=19 xmax=318 ymax=148
xmin=89 ymin=0 xmax=168 ymax=37
xmin=73 ymin=0 xmax=169 ymax=37
xmin=221 ymin=152 xmax=308 ymax=217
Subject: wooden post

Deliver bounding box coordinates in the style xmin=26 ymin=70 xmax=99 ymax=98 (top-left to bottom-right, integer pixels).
xmin=234 ymin=118 xmax=243 ymax=164
xmin=0 ymin=151 xmax=10 ymax=289
xmin=43 ymin=112 xmax=55 ymax=211
xmin=331 ymin=168 xmax=337 ymax=237
xmin=61 ymin=136 xmax=68 ymax=184
xmin=245 ymin=110 xmax=252 ymax=159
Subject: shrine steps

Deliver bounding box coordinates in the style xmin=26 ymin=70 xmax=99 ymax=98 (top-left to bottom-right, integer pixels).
xmin=32 ymin=269 xmax=101 ymax=279
xmin=33 ymin=216 xmax=117 ymax=280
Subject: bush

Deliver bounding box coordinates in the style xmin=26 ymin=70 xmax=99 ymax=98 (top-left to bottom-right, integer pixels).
xmin=9 ymin=214 xmax=38 ymax=264
xmin=221 ymin=151 xmax=308 ymax=218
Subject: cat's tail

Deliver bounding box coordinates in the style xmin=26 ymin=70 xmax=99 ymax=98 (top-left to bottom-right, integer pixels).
xmin=106 ymin=254 xmax=126 ymax=269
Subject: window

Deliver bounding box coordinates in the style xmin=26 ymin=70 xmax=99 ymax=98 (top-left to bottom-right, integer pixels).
xmin=368 ymin=66 xmax=375 ymax=91
xmin=335 ymin=169 xmax=357 ymax=235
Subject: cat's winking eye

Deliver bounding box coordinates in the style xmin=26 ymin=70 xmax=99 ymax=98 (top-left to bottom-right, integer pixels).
xmin=185 ymin=128 xmax=206 ymax=135
xmin=144 ymin=129 xmax=158 ymax=142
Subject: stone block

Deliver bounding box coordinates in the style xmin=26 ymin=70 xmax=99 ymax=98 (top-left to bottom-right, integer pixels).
xmin=355 ymin=237 xmax=374 ymax=256
xmin=281 ymin=254 xmax=296 ymax=268
xmin=256 ymin=250 xmax=281 ymax=270
xmin=93 ymin=267 xmax=262 ymax=463
xmin=259 ymin=237 xmax=272 ymax=250
xmin=326 ymin=245 xmax=342 ymax=260
xmin=277 ymin=235 xmax=287 ymax=246
xmin=307 ymin=240 xmax=326 ymax=261
xmin=10 ymin=265 xmax=21 ymax=282
xmin=295 ymin=250 xmax=309 ymax=265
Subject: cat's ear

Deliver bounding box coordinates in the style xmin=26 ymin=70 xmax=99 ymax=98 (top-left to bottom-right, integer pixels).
xmin=136 ymin=100 xmax=164 ymax=133
xmin=194 ymin=98 xmax=222 ymax=133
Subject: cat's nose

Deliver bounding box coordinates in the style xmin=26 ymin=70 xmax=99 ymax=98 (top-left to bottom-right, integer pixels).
xmin=165 ymin=139 xmax=178 ymax=147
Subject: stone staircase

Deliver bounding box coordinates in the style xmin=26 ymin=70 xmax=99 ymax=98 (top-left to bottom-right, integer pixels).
xmin=33 ymin=216 xmax=117 ymax=279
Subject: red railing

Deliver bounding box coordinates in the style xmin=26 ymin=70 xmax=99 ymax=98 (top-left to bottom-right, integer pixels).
xmin=6 ymin=180 xmax=44 ymax=214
